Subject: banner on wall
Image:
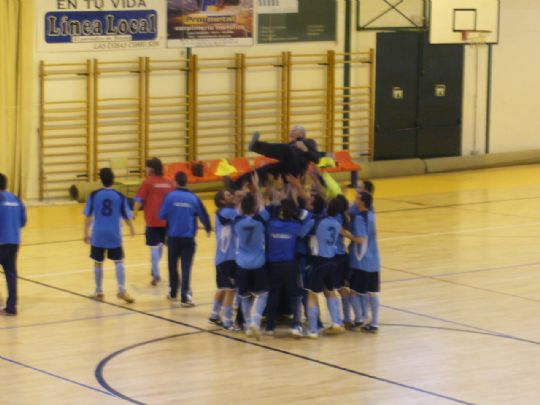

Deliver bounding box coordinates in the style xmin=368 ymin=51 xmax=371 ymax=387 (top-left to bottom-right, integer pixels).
xmin=258 ymin=0 xmax=336 ymax=44
xmin=167 ymin=0 xmax=253 ymax=48
xmin=37 ymin=0 xmax=167 ymax=52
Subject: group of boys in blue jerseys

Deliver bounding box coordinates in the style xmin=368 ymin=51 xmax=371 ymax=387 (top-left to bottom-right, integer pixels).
xmin=209 ymin=171 xmax=380 ymax=339
xmin=83 ymin=167 xmax=211 ymax=306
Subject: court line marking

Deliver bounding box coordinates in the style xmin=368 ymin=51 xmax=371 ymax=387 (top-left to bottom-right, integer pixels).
xmin=383 ymin=264 xmax=540 ymax=305
xmin=383 ymin=260 xmax=540 ymax=284
xmin=20 ymin=194 xmax=540 ymax=248
xmin=95 ymin=331 xmax=207 ymax=405
xmin=95 ymin=327 xmax=477 ymax=405
xmin=0 ymin=354 xmax=119 ymax=400
xmin=11 ymin=274 xmax=474 ymax=404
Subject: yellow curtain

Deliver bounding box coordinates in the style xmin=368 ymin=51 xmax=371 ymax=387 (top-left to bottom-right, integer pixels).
xmin=0 ymin=0 xmax=32 ymax=197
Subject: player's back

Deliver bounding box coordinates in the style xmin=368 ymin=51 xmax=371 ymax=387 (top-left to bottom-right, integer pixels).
xmin=85 ymin=188 xmax=130 ymax=248
xmin=310 ymin=216 xmax=342 ymax=259
xmin=234 ymin=214 xmax=266 ymax=269
xmin=349 ymin=210 xmax=380 ymax=272
xmin=215 ymin=207 xmax=238 ymax=265
xmin=0 ymin=191 xmax=26 ymax=244
xmin=139 ymin=176 xmax=175 ymax=227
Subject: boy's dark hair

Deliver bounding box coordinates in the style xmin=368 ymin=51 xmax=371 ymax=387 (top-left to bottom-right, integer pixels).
xmin=311 ymin=194 xmax=326 ymax=215
xmin=146 ymin=157 xmax=163 ymax=176
xmin=99 ymin=168 xmax=114 ymax=187
xmin=362 ymin=180 xmax=375 ymax=195
xmin=327 ymin=197 xmax=341 ymax=217
xmin=358 ymin=191 xmax=373 ymax=211
xmin=241 ymin=193 xmax=256 ymax=215
xmin=214 ymin=190 xmax=227 ymax=209
xmin=175 ymin=171 xmax=187 ymax=187
xmin=280 ymin=198 xmax=297 ymax=220
xmin=0 ymin=173 xmax=7 ymax=191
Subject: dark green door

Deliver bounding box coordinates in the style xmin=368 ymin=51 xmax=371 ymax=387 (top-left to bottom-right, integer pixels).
xmin=374 ymin=32 xmax=464 ymax=160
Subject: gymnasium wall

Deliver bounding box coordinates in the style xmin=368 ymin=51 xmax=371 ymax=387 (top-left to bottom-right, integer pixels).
xmin=24 ymin=1 xmax=539 ymax=200
xmin=489 ymin=0 xmax=540 ymax=153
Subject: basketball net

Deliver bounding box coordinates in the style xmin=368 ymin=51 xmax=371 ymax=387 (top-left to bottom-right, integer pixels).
xmin=461 ymin=30 xmax=491 ymax=45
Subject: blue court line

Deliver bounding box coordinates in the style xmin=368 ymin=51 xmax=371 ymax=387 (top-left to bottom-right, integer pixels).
xmin=96 ymin=328 xmax=476 ymax=405
xmin=0 ymin=354 xmax=118 ymax=400
xmin=383 ymin=262 xmax=540 ymax=304
xmin=13 ymin=272 xmax=540 ymax=403
xmin=95 ymin=331 xmax=206 ymax=405
xmin=383 ymin=260 xmax=540 ymax=284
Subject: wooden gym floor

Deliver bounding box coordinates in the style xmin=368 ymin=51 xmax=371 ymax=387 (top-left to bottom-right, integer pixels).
xmin=3 ymin=164 xmax=540 ymax=404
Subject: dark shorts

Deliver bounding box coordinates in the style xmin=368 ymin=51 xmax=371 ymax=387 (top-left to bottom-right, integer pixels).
xmin=305 ymin=257 xmax=336 ymax=294
xmin=146 ymin=227 xmax=167 ymax=246
xmin=333 ymin=254 xmax=350 ymax=289
xmin=216 ymin=260 xmax=236 ymax=290
xmin=90 ymin=246 xmax=124 ymax=262
xmin=349 ymin=269 xmax=380 ymax=294
xmin=236 ymin=266 xmax=269 ymax=296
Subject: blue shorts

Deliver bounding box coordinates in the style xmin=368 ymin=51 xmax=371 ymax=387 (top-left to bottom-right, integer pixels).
xmin=349 ymin=269 xmax=380 ymax=293
xmin=216 ymin=260 xmax=236 ymax=290
xmin=333 ymin=254 xmax=349 ymax=289
xmin=146 ymin=227 xmax=167 ymax=246
xmin=305 ymin=257 xmax=336 ymax=293
xmin=236 ymin=266 xmax=268 ymax=296
xmin=90 ymin=246 xmax=123 ymax=262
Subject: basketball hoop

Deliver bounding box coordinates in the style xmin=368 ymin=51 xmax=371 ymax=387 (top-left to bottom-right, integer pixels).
xmin=461 ymin=30 xmax=492 ymax=45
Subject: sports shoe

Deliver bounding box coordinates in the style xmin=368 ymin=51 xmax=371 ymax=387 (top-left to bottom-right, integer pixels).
xmin=306 ymin=331 xmax=319 ymax=339
xmin=117 ymin=291 xmax=135 ymax=304
xmin=208 ymin=316 xmax=223 ymax=327
xmin=344 ymin=321 xmax=354 ymax=330
xmin=181 ymin=300 xmax=196 ymax=308
xmin=263 ymin=329 xmax=275 ymax=336
xmin=352 ymin=320 xmax=367 ymax=329
xmin=0 ymin=308 xmax=16 ymax=316
xmin=166 ymin=294 xmax=178 ymax=302
xmin=290 ymin=325 xmax=304 ymax=339
xmin=245 ymin=327 xmax=253 ymax=337
xmin=249 ymin=324 xmax=261 ymax=341
xmin=362 ymin=324 xmax=378 ymax=333
xmin=90 ymin=292 xmax=105 ymax=301
xmin=248 ymin=131 xmax=260 ymax=152
xmin=150 ymin=276 xmax=161 ymax=286
xmin=325 ymin=324 xmax=345 ymax=335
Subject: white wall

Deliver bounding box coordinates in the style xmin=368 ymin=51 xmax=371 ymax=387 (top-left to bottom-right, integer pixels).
xmin=24 ymin=0 xmax=540 ymax=199
xmin=490 ymin=0 xmax=540 ymax=153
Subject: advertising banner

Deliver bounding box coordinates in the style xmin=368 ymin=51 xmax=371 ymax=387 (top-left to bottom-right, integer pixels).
xmin=38 ymin=0 xmax=167 ymax=52
xmin=167 ymin=0 xmax=254 ymax=48
xmin=258 ymin=0 xmax=336 ymax=44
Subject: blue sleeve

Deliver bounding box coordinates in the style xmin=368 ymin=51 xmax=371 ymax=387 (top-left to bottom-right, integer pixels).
xmin=122 ymin=195 xmax=133 ymax=220
xmin=84 ymin=194 xmax=94 ymax=217
xmin=133 ymin=196 xmax=144 ymax=203
xmin=196 ymin=197 xmax=212 ymax=232
xmin=258 ymin=209 xmax=270 ymax=223
xmin=20 ymin=200 xmax=27 ymax=228
xmin=159 ymin=194 xmax=170 ymax=220
xmin=299 ymin=218 xmax=314 ymax=238
xmin=354 ymin=216 xmax=367 ymax=238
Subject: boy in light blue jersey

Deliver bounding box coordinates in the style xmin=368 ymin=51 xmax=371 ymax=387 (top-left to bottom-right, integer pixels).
xmin=0 ymin=173 xmax=27 ymax=316
xmin=348 ymin=191 xmax=380 ymax=333
xmin=305 ymin=198 xmax=345 ymax=338
xmin=209 ymin=189 xmax=238 ymax=329
xmin=234 ymin=179 xmax=270 ymax=340
xmin=84 ymin=168 xmax=136 ymax=303
xmin=332 ymin=195 xmax=353 ymax=328
xmin=265 ymin=198 xmax=314 ymax=337
xmin=159 ymin=171 xmax=212 ymax=306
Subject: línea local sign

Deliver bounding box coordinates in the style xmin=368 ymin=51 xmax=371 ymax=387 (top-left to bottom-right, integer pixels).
xmin=45 ymin=10 xmax=158 ymax=43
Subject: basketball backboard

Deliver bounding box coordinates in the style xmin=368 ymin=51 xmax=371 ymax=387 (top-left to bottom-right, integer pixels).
xmin=429 ymin=0 xmax=500 ymax=44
